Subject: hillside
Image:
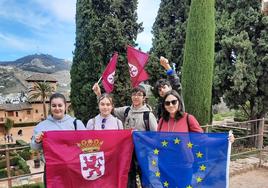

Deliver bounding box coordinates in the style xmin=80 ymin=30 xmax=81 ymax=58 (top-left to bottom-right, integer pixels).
xmin=0 ymin=54 xmax=71 ymax=96
xmin=0 ymin=54 xmax=71 ymax=74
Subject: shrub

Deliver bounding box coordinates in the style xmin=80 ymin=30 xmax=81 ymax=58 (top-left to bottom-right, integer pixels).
xmin=13 ymin=183 xmax=44 ymax=188
xmin=18 ymin=149 xmax=31 ymax=161
xmin=0 ymin=168 xmax=7 ymax=178
xmin=234 ymin=110 xmax=248 ymax=122
xmin=16 ymin=140 xmax=28 ymax=146
xmin=0 ymin=156 xmax=20 ymax=169
xmin=213 ymin=114 xmax=224 ymax=121
xmin=13 ymin=122 xmax=38 ymax=128
xmin=17 ymin=158 xmax=30 ymax=174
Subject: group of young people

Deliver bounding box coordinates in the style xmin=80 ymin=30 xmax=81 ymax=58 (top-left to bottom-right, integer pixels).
xmin=30 ymin=56 xmax=234 ymax=187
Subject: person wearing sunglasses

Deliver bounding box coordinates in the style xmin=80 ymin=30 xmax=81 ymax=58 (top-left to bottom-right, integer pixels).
xmin=86 ymin=93 xmax=123 ymax=130
xmin=158 ymin=90 xmax=203 ymax=132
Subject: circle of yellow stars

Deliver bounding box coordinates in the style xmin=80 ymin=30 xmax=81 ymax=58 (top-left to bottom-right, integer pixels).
xmin=150 ymin=138 xmax=207 ymax=187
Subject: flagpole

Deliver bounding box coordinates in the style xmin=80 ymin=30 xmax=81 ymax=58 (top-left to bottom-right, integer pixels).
xmin=97 ymin=76 xmax=102 ymax=84
xmin=226 ymin=130 xmax=233 ymax=188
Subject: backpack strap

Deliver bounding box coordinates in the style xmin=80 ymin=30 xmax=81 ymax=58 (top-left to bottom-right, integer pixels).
xmin=73 ymin=119 xmax=77 ymax=130
xmin=143 ymin=111 xmax=150 ymax=131
xmin=116 ymin=117 xmax=120 ymax=130
xmin=92 ymin=117 xmax=96 ymax=130
xmin=124 ymin=106 xmax=131 ymax=124
xmin=158 ymin=118 xmax=164 ymax=131
xmin=186 ymin=113 xmax=190 ymax=131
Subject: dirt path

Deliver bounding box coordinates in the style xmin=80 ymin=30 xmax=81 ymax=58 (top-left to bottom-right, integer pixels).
xmin=230 ymin=168 xmax=268 ymax=188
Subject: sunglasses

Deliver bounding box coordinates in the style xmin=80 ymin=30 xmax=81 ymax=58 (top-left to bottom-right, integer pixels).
xmin=101 ymin=118 xmax=106 ymax=129
xmin=164 ymin=99 xmax=178 ymax=106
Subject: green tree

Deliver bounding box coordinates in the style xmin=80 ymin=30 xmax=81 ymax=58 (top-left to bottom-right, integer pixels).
xmin=148 ymin=0 xmax=191 ymax=85
xmin=182 ymin=0 xmax=215 ymax=125
xmin=71 ymin=0 xmax=142 ymax=123
xmin=4 ymin=118 xmax=14 ymax=134
xmin=28 ymin=82 xmax=53 ymax=119
xmin=213 ymin=0 xmax=268 ymax=120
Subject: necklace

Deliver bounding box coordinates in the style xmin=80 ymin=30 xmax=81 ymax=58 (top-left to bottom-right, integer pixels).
xmin=167 ymin=119 xmax=176 ymax=132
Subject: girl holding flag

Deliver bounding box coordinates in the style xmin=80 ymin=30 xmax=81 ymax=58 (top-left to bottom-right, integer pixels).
xmin=86 ymin=93 xmax=123 ymax=130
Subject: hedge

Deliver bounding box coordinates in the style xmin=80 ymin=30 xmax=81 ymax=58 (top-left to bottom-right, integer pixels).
xmin=16 ymin=140 xmax=29 ymax=146
xmin=13 ymin=183 xmax=44 ymax=188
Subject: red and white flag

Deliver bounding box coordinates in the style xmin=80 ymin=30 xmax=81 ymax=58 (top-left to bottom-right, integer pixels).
xmin=127 ymin=45 xmax=149 ymax=87
xmin=102 ymin=52 xmax=118 ymax=93
xmin=43 ymin=130 xmax=133 ymax=188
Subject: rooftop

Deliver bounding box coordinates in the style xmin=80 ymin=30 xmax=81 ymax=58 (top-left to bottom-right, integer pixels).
xmin=25 ymin=73 xmax=57 ymax=83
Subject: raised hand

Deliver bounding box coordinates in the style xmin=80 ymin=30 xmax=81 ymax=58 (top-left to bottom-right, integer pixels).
xmin=92 ymin=83 xmax=101 ymax=97
xmin=160 ymin=56 xmax=171 ymax=71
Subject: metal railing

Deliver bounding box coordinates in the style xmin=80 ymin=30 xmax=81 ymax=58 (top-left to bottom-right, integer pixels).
xmin=202 ymin=118 xmax=267 ymax=165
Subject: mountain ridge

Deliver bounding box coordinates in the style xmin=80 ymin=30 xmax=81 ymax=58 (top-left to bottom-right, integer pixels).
xmin=0 ymin=54 xmax=71 ymax=74
xmin=0 ymin=54 xmax=71 ymax=97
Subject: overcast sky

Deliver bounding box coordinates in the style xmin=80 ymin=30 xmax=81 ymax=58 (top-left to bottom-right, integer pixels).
xmin=0 ymin=0 xmax=160 ymax=61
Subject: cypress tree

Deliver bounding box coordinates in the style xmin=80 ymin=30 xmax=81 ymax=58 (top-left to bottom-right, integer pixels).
xmin=182 ymin=0 xmax=215 ymax=125
xmin=71 ymin=0 xmax=142 ymax=123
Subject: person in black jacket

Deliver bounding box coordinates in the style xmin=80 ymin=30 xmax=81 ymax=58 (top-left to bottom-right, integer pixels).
xmin=154 ymin=56 xmax=185 ymax=120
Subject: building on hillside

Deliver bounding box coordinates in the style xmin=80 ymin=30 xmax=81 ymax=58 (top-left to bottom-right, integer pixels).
xmin=0 ymin=74 xmax=71 ymax=133
xmin=25 ymin=73 xmax=57 ymax=98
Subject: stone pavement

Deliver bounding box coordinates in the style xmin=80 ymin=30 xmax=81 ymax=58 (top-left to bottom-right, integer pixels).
xmin=230 ymin=155 xmax=268 ymax=176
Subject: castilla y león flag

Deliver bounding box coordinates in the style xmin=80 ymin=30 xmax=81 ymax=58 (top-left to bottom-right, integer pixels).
xmin=102 ymin=52 xmax=118 ymax=93
xmin=43 ymin=130 xmax=133 ymax=188
xmin=127 ymin=45 xmax=149 ymax=87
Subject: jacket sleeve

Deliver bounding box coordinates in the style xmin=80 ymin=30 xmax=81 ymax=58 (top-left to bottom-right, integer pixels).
xmin=168 ymin=71 xmax=181 ymax=93
xmin=149 ymin=112 xmax=158 ymax=131
xmin=117 ymin=119 xmax=124 ymax=130
xmin=188 ymin=114 xmax=204 ymax=133
xmin=168 ymin=71 xmax=185 ymax=111
xmin=86 ymin=119 xmax=94 ymax=130
xmin=76 ymin=119 xmax=86 ymax=130
xmin=113 ymin=106 xmax=128 ymax=123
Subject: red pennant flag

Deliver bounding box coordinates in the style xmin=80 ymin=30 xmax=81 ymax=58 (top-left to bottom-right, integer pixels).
xmin=43 ymin=130 xmax=133 ymax=188
xmin=127 ymin=45 xmax=149 ymax=87
xmin=102 ymin=52 xmax=118 ymax=93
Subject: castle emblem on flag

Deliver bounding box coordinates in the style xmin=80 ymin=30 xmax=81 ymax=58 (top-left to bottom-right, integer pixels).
xmin=128 ymin=63 xmax=138 ymax=77
xmin=77 ymin=139 xmax=105 ymax=180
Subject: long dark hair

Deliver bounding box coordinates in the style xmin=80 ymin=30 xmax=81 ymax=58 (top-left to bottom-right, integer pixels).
xmin=161 ymin=90 xmax=184 ymax=121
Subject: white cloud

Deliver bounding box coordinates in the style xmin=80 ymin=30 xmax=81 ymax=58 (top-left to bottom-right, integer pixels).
xmin=36 ymin=0 xmax=76 ymax=23
xmin=0 ymin=1 xmax=52 ymax=31
xmin=0 ymin=33 xmax=36 ymax=51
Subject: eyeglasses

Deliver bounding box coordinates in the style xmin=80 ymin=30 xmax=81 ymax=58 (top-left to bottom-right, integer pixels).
xmin=101 ymin=118 xmax=106 ymax=129
xmin=131 ymin=93 xmax=144 ymax=97
xmin=164 ymin=100 xmax=178 ymax=106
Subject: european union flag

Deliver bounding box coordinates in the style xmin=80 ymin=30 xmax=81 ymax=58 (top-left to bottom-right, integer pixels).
xmin=133 ymin=132 xmax=230 ymax=188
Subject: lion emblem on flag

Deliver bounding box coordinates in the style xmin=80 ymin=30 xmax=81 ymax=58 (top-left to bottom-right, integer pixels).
xmin=77 ymin=139 xmax=105 ymax=180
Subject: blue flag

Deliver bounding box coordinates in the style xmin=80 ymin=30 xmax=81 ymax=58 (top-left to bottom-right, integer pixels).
xmin=133 ymin=132 xmax=230 ymax=188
